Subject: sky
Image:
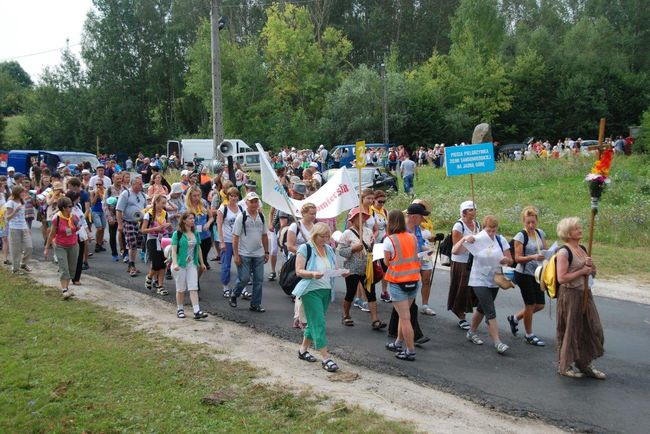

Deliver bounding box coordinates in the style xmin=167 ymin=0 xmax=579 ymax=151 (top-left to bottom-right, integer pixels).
xmin=0 ymin=0 xmax=94 ymax=83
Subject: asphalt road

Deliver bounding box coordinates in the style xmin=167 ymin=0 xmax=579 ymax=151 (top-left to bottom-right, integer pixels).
xmin=30 ymin=226 xmax=650 ymax=433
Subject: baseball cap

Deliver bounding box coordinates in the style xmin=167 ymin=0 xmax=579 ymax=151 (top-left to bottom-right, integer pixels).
xmin=96 ymin=163 xmax=105 ymax=169
xmin=245 ymin=192 xmax=260 ymax=201
xmin=406 ymin=203 xmax=430 ymax=216
xmin=7 ymin=166 xmax=15 ymax=172
xmin=180 ymin=169 xmax=190 ymax=177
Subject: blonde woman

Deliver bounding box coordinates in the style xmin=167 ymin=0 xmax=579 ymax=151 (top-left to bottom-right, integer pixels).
xmin=184 ymin=186 xmax=213 ymax=278
xmin=142 ymin=194 xmax=172 ymax=295
xmin=294 ymin=222 xmax=346 ymax=372
xmin=555 ymin=217 xmax=604 ymax=379
xmin=507 ymin=206 xmax=547 ymax=346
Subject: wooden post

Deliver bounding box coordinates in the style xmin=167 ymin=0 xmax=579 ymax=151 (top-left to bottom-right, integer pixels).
xmin=470 ymin=174 xmax=476 ymax=211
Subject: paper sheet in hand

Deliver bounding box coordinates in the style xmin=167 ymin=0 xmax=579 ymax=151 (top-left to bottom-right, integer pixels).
xmin=418 ymin=249 xmax=434 ymax=258
xmin=331 ymin=230 xmax=343 ymax=243
xmin=543 ymin=241 xmax=559 ymax=260
xmin=372 ymin=243 xmax=385 ymax=261
xmin=323 ymin=269 xmax=348 ymax=278
xmin=462 ymin=231 xmax=492 ymax=256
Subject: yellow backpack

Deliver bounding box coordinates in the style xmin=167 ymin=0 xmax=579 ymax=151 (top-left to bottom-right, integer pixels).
xmin=538 ymin=245 xmax=582 ymax=299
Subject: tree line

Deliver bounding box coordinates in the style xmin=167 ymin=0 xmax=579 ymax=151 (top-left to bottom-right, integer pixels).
xmin=1 ymin=0 xmax=649 ymax=154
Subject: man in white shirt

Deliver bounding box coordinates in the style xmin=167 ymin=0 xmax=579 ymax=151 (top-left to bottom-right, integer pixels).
xmin=89 ymin=164 xmax=113 ymax=190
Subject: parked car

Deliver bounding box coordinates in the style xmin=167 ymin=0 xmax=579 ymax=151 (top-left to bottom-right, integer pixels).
xmin=495 ymin=143 xmax=527 ymax=161
xmin=234 ymin=151 xmax=260 ymax=172
xmin=322 ymin=166 xmax=397 ymax=193
xmin=326 ymin=143 xmax=391 ymax=169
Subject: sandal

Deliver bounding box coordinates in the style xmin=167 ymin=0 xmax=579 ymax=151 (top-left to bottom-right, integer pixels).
xmin=559 ymin=368 xmax=585 ymax=378
xmin=385 ymin=342 xmax=403 ymax=352
xmin=507 ymin=315 xmax=519 ymax=336
xmin=395 ymin=350 xmax=416 ymax=361
xmin=298 ymin=350 xmax=317 ymax=363
xmin=342 ymin=316 xmax=354 ymax=326
xmin=525 ymin=335 xmax=546 ymax=347
xmin=372 ymin=319 xmax=387 ymax=330
xmin=177 ymin=309 xmax=186 ymax=319
xmin=458 ymin=319 xmax=470 ymax=330
xmin=322 ymin=359 xmax=339 ymax=372
xmin=156 ymin=286 xmax=169 ymax=296
xmin=129 ymin=267 xmax=138 ymax=277
xmin=581 ymin=365 xmax=606 ymax=380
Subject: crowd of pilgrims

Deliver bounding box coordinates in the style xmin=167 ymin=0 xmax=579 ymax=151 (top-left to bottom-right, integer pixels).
xmin=0 ymin=152 xmax=605 ymax=378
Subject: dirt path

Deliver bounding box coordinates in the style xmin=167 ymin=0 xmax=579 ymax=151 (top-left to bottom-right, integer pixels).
xmin=29 ymin=261 xmax=561 ymax=433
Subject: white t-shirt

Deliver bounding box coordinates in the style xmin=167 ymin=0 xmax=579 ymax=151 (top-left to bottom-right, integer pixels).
xmin=89 ymin=174 xmax=112 ymax=190
xmin=401 ymin=159 xmax=416 ymax=177
xmin=513 ymin=229 xmax=546 ymax=275
xmin=218 ymin=204 xmax=242 ymax=243
xmin=468 ymin=234 xmax=509 ymax=288
xmin=451 ymin=220 xmax=480 ymax=263
xmin=6 ymin=200 xmax=28 ymax=230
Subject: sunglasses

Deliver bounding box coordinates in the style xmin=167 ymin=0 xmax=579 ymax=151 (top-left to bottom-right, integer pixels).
xmin=376 ymin=200 xmax=386 ymax=204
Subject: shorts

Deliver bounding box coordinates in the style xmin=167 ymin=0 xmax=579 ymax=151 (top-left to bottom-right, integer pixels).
xmin=472 ymin=286 xmax=499 ymax=322
xmin=146 ymin=239 xmax=166 ymax=271
xmin=173 ymin=263 xmax=198 ymax=292
xmin=91 ymin=211 xmax=107 ymax=228
xmin=123 ymin=220 xmax=143 ymax=251
xmin=388 ymin=281 xmax=420 ymax=303
xmin=420 ymin=257 xmax=433 ymax=271
xmin=515 ymin=272 xmax=545 ymax=305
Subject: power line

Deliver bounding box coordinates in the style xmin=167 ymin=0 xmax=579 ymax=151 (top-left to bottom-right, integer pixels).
xmin=0 ymin=42 xmax=81 ymax=62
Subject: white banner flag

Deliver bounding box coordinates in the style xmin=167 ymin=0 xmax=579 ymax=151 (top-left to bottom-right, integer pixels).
xmin=255 ymin=143 xmax=358 ymax=219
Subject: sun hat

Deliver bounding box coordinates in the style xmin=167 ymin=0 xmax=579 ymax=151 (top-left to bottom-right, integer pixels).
xmin=52 ymin=181 xmax=64 ymax=191
xmin=170 ymin=182 xmax=183 ymax=195
xmin=245 ymin=192 xmax=260 ymax=201
xmin=292 ymin=182 xmax=307 ymax=196
xmin=347 ymin=207 xmax=370 ymax=221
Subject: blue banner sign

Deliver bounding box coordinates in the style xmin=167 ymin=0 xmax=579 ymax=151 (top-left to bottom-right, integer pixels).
xmin=445 ymin=142 xmax=496 ymax=176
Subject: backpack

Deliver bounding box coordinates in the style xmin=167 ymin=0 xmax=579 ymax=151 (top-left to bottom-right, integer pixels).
xmin=241 ymin=209 xmax=265 ymax=236
xmin=389 ymin=151 xmax=397 ymax=161
xmin=509 ymin=229 xmax=543 ymax=268
xmin=279 ymin=244 xmax=312 ymax=295
xmin=440 ymin=220 xmax=480 ymax=265
xmin=222 ymin=204 xmax=244 ymax=221
xmin=540 ymin=245 xmax=585 ymax=299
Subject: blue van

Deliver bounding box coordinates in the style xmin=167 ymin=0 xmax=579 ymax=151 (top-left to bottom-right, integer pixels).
xmin=0 ymin=150 xmax=100 ymax=176
xmin=327 ymin=143 xmax=390 ymax=169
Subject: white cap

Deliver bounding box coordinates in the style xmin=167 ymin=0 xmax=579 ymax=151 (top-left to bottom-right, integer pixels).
xmin=180 ymin=169 xmax=189 ymax=177
xmin=309 ymin=162 xmax=318 ymax=168
xmin=245 ymin=192 xmax=260 ymax=201
xmin=459 ymin=200 xmax=476 ymax=218
xmin=7 ymin=166 xmax=14 ymax=172
xmin=57 ymin=163 xmax=66 ymax=169
xmin=81 ymin=169 xmax=91 ymax=175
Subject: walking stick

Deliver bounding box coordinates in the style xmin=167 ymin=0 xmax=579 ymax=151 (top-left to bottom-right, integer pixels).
xmin=429 ymin=239 xmax=441 ymax=287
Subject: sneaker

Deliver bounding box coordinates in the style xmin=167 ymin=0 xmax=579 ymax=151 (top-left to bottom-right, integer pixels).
xmin=20 ymin=264 xmax=32 ymax=272
xmin=458 ymin=319 xmax=470 ymax=330
xmin=525 ymin=335 xmax=545 ymax=347
xmin=11 ymin=268 xmax=25 ymax=276
xmin=249 ymin=305 xmax=266 ymax=313
xmin=507 ymin=315 xmax=519 ymax=336
xmin=95 ymin=245 xmax=107 ymax=253
xmin=82 ymin=262 xmax=89 ymax=270
xmin=267 ymin=271 xmax=277 ymax=281
xmin=229 ymin=295 xmax=237 ymax=308
xmin=353 ymin=298 xmax=363 ymax=309
xmin=62 ymin=289 xmax=73 ymax=300
xmin=495 ymin=342 xmax=509 ymax=354
xmin=112 ymin=255 xmax=120 ymax=261
xmin=145 ymin=276 xmax=153 ymax=290
xmin=194 ymin=310 xmax=208 ymax=320
xmin=123 ymin=255 xmax=129 ymax=263
xmin=359 ymin=301 xmax=370 ymax=312
xmin=420 ymin=305 xmax=436 ymax=316
xmin=380 ymin=292 xmax=392 ymax=303
xmin=466 ymin=331 xmax=484 ymax=345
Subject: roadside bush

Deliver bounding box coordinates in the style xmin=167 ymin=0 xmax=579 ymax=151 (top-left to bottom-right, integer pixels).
xmin=636 ymin=108 xmax=650 ymax=153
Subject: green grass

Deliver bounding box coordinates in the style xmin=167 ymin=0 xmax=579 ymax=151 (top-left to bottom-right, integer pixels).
xmin=0 ymin=271 xmax=413 ymax=433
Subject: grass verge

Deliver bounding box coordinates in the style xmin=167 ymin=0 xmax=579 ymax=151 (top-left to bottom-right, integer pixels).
xmin=0 ymin=271 xmax=412 ymax=433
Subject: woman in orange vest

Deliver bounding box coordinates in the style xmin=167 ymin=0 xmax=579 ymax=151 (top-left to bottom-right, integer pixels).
xmin=383 ymin=210 xmax=421 ymax=361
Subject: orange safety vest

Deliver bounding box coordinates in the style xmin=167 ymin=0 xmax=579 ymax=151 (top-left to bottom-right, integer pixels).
xmin=384 ymin=232 xmax=421 ymax=283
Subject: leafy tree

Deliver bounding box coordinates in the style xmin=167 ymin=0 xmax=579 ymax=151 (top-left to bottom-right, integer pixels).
xmin=0 ymin=61 xmax=33 ymax=116
xmin=637 ymin=108 xmax=650 ymax=153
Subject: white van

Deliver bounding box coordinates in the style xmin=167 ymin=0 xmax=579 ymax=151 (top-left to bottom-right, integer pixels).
xmin=234 ymin=151 xmax=260 ymax=172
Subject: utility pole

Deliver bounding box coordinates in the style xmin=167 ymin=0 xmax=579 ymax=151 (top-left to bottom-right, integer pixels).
xmin=210 ymin=0 xmax=224 ymax=158
xmin=381 ymin=63 xmax=389 ymax=146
